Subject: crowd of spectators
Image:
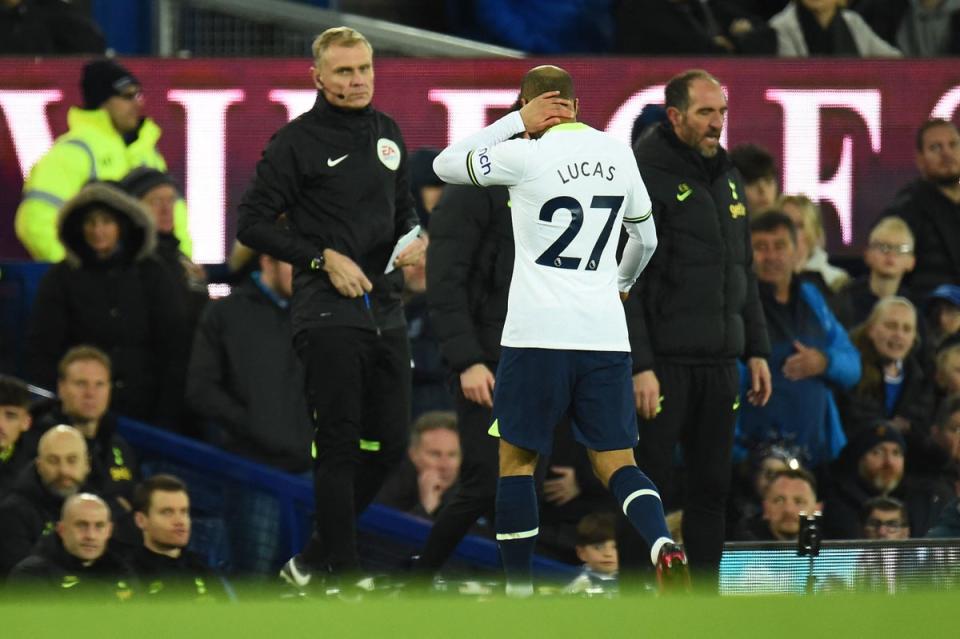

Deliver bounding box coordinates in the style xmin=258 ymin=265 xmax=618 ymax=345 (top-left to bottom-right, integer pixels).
xmin=1 ymin=8 xmax=960 ymax=597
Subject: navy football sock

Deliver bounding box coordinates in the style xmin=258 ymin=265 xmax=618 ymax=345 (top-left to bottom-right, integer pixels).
xmin=495 ymin=475 xmax=538 ymax=596
xmin=609 ymin=465 xmax=672 ymax=565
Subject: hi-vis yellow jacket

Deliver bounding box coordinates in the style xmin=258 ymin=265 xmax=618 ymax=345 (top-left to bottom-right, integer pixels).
xmin=14 ymin=107 xmax=191 ymax=261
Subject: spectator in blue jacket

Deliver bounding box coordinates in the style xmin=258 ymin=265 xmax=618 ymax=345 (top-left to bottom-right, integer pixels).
xmin=737 ymin=212 xmax=861 ymax=467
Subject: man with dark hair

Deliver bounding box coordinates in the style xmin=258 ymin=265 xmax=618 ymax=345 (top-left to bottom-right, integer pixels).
xmin=735 ymin=468 xmax=821 ymax=541
xmin=0 ymin=375 xmax=34 ymax=496
xmin=738 ymin=212 xmax=860 ymax=467
xmin=861 ymin=496 xmax=910 ymax=540
xmin=435 ymin=64 xmax=682 ymax=596
xmin=238 ymin=26 xmax=425 ymax=589
xmin=622 ymin=68 xmax=771 ymax=587
xmin=879 ymin=118 xmax=960 ymax=299
xmin=729 ymin=143 xmax=779 ymax=215
xmin=376 ymin=411 xmax=461 ymax=518
xmin=15 ymin=58 xmax=191 ymax=262
xmin=29 ymin=346 xmax=139 ymax=507
xmin=0 ymin=425 xmax=91 ymax=576
xmin=7 ymin=493 xmax=134 ymax=598
xmin=128 ymin=474 xmax=220 ymax=599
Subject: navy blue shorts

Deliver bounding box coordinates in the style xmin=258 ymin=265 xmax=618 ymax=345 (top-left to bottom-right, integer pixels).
xmin=491 ymin=347 xmax=638 ymax=455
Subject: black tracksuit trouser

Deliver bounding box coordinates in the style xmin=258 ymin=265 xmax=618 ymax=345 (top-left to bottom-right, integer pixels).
xmin=618 ymin=361 xmax=739 ymax=586
xmin=294 ymin=325 xmax=411 ymax=573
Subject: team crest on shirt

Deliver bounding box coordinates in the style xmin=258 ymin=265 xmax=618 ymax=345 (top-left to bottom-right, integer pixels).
xmin=377 ymin=138 xmax=401 ymax=171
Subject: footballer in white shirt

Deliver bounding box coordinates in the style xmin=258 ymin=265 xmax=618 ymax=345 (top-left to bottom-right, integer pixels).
xmin=433 ymin=65 xmax=688 ymax=596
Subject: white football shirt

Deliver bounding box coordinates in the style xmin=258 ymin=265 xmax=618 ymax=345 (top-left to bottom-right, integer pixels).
xmin=434 ymin=111 xmax=656 ymax=352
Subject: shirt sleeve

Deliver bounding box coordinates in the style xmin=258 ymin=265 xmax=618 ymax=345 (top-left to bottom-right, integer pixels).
xmin=617 ymin=168 xmax=657 ymax=292
xmin=433 ymin=111 xmax=528 ymax=186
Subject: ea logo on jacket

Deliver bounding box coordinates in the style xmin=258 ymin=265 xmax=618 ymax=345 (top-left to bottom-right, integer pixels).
xmin=378 ymin=138 xmax=401 ymax=171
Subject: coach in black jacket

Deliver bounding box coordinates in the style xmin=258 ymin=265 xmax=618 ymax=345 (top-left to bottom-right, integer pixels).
xmin=621 ymin=70 xmax=771 ymax=584
xmin=236 ymin=27 xmax=423 ymax=582
xmin=414 ymin=183 xmax=513 ymax=571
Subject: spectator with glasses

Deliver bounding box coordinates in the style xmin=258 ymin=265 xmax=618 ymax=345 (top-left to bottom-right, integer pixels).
xmin=861 ymin=496 xmax=910 ymax=540
xmin=838 ymin=217 xmax=915 ymax=329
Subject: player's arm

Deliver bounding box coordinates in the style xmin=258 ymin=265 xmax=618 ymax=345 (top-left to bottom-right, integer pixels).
xmin=617 ymin=175 xmax=657 ymax=294
xmin=432 ymin=111 xmax=526 ymax=186
xmin=433 ymin=91 xmax=574 ymax=186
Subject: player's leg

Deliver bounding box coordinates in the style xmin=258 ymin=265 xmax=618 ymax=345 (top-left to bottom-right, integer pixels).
xmin=620 ymin=362 xmax=690 ymax=577
xmin=496 ymin=438 xmax=539 ymax=597
xmin=570 ymin=351 xmax=675 ymax=566
xmin=588 ymin=448 xmax=673 ymax=565
xmin=491 ymin=347 xmax=570 ymax=597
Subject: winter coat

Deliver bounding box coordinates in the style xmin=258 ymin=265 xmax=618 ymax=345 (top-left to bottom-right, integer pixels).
xmin=7 ymin=533 xmax=135 ymax=600
xmin=185 ymin=278 xmax=313 ymax=472
xmin=15 ymin=107 xmax=191 ymax=261
xmin=24 ymin=183 xmax=188 ymax=424
xmin=626 ymin=123 xmax=770 ymax=371
xmin=426 ymin=184 xmax=513 ymax=373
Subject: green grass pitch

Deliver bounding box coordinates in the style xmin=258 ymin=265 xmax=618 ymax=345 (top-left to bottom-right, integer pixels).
xmin=4 ymin=591 xmax=955 ymax=639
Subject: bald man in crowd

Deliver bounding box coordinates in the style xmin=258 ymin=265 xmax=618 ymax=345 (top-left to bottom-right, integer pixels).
xmin=0 ymin=426 xmax=92 ymax=576
xmin=8 ymin=493 xmax=134 ymax=598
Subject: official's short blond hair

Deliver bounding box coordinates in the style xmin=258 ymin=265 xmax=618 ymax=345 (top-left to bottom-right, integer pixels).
xmin=312 ymin=27 xmax=372 ymax=63
xmin=869 ymin=216 xmax=914 ymax=246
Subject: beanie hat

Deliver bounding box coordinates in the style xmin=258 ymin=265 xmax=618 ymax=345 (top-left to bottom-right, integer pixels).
xmin=119 ymin=167 xmax=179 ymax=199
xmin=845 ymin=422 xmax=906 ymax=463
xmin=81 ymin=59 xmax=140 ymax=110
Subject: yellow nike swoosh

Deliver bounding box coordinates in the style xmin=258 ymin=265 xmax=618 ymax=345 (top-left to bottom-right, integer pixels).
xmin=677 ymin=190 xmax=693 ymax=202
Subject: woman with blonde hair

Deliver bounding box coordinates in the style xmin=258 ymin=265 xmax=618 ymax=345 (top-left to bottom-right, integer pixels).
xmin=837 ymin=296 xmax=934 ymax=441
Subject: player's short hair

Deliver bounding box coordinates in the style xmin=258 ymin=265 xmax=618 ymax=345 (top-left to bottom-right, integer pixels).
xmin=750 ymin=210 xmax=798 ymax=247
xmin=860 ymin=496 xmax=907 ymax=526
xmin=312 ymin=26 xmax=372 ymax=63
xmin=730 ymin=143 xmax=777 ymax=184
xmin=576 ymin=512 xmax=616 ymax=546
xmin=57 ymin=345 xmax=112 ymax=380
xmin=0 ymin=374 xmax=31 ymax=408
xmin=133 ymin=474 xmax=188 ymax=514
xmin=869 ymin=216 xmax=914 ymax=246
xmin=764 ymin=468 xmax=817 ymax=498
xmin=916 ymin=118 xmax=958 ymax=152
xmin=520 ymin=65 xmax=575 ymax=102
xmin=409 ymin=410 xmax=458 ymax=448
xmin=664 ymin=69 xmax=720 ymax=113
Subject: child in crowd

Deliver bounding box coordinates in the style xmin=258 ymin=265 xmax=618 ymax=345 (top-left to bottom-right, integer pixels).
xmin=564 ymin=512 xmax=619 ymax=595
